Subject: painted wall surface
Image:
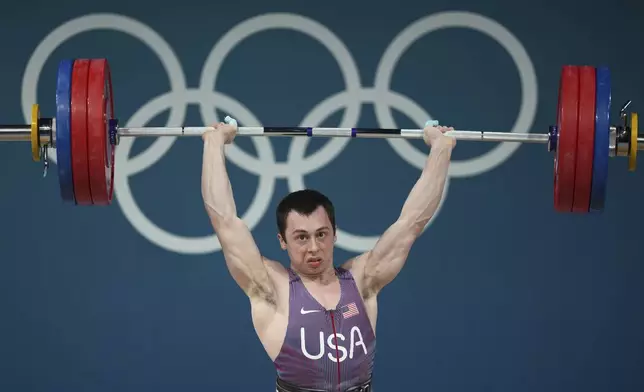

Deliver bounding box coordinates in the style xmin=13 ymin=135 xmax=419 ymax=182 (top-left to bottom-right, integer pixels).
xmin=1 ymin=0 xmax=643 ymax=391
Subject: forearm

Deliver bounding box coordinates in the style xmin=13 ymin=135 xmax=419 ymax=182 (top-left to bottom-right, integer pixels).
xmin=201 ymin=137 xmax=237 ymax=223
xmin=399 ymin=142 xmax=453 ymax=231
xmin=356 ymin=140 xmax=453 ymax=295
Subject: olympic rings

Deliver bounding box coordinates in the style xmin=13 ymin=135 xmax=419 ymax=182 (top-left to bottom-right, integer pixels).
xmin=21 ymin=11 xmax=537 ymax=255
xmin=199 ymin=13 xmax=363 ymax=178
xmin=374 ymin=11 xmax=538 ymax=177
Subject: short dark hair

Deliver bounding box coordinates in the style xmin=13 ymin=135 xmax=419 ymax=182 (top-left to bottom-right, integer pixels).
xmin=276 ymin=189 xmax=336 ymax=239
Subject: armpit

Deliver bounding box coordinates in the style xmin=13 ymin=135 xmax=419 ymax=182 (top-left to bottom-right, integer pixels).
xmin=257 ymin=258 xmax=288 ymax=306
xmin=249 ymin=281 xmax=278 ymax=306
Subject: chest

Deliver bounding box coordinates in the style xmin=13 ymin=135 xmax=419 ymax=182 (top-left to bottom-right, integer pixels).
xmin=302 ymin=280 xmax=342 ymax=310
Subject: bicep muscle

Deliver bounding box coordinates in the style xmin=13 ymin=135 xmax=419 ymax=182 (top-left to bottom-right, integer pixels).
xmin=214 ymin=216 xmax=275 ymax=301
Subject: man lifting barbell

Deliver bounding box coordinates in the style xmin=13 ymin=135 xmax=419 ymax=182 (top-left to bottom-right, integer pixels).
xmin=201 ymin=119 xmax=455 ymax=392
xmin=0 ymin=57 xmax=643 ymax=391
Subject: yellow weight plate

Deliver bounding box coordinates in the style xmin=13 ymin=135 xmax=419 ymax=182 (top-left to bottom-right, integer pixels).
xmin=31 ymin=104 xmax=39 ymax=161
xmin=629 ymin=112 xmax=637 ymax=171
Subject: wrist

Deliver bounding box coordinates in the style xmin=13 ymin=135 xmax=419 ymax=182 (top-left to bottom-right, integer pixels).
xmin=204 ymin=134 xmax=226 ymax=148
xmin=430 ymin=138 xmax=454 ymax=150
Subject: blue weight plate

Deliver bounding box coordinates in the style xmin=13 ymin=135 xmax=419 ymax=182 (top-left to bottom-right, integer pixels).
xmin=590 ymin=66 xmax=610 ymax=212
xmin=55 ymin=59 xmax=75 ymax=202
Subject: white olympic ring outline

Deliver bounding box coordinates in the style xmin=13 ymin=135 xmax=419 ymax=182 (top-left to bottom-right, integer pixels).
xmin=20 ymin=11 xmax=537 ymax=255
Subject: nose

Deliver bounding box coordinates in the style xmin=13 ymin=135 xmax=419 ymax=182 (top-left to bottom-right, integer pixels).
xmin=308 ymin=238 xmax=319 ymax=252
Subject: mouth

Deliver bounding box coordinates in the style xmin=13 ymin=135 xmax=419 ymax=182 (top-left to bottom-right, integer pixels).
xmin=306 ymin=257 xmax=322 ymax=267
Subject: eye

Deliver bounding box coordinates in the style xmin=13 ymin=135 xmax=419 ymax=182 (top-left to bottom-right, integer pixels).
xmin=317 ymin=232 xmax=326 ymax=238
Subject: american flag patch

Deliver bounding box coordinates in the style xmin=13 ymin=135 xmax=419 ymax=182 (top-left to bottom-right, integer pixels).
xmin=341 ymin=302 xmax=359 ymax=319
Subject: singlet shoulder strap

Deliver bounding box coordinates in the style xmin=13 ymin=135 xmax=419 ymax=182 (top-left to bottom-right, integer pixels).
xmin=334 ymin=266 xmax=354 ymax=281
xmin=286 ymin=267 xmax=301 ymax=283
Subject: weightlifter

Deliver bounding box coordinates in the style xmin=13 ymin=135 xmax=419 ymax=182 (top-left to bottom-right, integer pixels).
xmin=200 ymin=120 xmax=455 ymax=392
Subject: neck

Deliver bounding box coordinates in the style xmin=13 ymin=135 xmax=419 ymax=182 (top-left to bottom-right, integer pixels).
xmin=293 ymin=264 xmax=336 ymax=284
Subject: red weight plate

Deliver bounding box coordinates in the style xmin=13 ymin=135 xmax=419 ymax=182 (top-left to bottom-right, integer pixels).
xmin=70 ymin=59 xmax=92 ymax=205
xmin=554 ymin=66 xmax=580 ymax=212
xmin=87 ymin=59 xmax=115 ymax=205
xmin=572 ymin=66 xmax=596 ymax=213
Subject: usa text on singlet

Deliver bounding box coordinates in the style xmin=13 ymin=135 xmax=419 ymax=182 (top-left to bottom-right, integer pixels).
xmin=273 ymin=267 xmax=376 ymax=390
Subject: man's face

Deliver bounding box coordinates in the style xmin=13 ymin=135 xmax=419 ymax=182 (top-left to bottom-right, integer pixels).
xmin=278 ymin=206 xmax=336 ymax=277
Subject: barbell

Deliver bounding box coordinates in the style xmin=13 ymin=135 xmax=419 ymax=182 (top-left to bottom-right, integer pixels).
xmin=0 ymin=59 xmax=642 ymax=212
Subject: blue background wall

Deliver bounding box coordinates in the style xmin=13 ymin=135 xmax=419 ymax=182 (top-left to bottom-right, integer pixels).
xmin=1 ymin=0 xmax=643 ymax=391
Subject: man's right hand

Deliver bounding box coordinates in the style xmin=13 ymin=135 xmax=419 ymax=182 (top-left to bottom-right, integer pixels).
xmin=202 ymin=121 xmax=238 ymax=144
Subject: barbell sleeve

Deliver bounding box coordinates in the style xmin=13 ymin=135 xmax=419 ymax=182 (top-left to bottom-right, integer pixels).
xmin=0 ymin=126 xmax=33 ymax=141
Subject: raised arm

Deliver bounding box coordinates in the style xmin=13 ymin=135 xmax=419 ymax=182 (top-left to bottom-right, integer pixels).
xmin=347 ymin=124 xmax=456 ymax=297
xmin=201 ymin=122 xmax=276 ymax=304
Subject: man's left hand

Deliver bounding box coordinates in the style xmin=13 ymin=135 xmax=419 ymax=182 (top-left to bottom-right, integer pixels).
xmin=423 ymin=123 xmax=456 ymax=149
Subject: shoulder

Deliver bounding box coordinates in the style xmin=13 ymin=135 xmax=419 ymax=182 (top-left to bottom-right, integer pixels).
xmin=262 ymin=257 xmax=290 ymax=282
xmin=339 ymin=252 xmax=374 ymax=298
xmin=340 ymin=252 xmax=369 ymax=277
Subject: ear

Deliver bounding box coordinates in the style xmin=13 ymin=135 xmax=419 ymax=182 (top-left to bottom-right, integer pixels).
xmin=277 ymin=233 xmax=287 ymax=250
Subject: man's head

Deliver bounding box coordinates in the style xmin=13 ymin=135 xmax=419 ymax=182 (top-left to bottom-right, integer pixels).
xmin=276 ymin=189 xmax=336 ymax=277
